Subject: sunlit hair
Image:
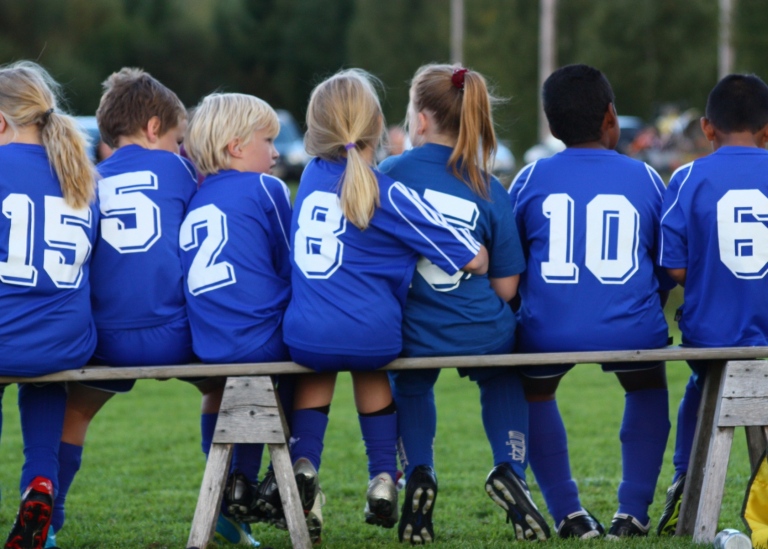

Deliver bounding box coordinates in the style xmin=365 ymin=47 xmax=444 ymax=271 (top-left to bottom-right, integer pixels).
xmin=0 ymin=61 xmax=95 ymax=209
xmin=305 ymin=69 xmax=384 ymax=230
xmin=96 ymin=67 xmax=186 ymax=149
xmin=409 ymin=64 xmax=498 ymax=199
xmin=185 ymin=93 xmax=280 ymax=176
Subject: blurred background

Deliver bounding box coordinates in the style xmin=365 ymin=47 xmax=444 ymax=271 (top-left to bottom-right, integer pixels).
xmin=1 ymin=0 xmax=766 ymax=179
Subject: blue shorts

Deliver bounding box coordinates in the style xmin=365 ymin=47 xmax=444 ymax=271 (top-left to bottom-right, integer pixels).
xmin=521 ymin=360 xmax=664 ymax=379
xmin=83 ymin=317 xmax=196 ymax=393
xmin=288 ymin=347 xmax=397 ymax=373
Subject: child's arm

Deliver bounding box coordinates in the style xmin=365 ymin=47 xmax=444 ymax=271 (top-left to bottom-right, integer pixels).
xmin=490 ymin=275 xmax=520 ymax=302
xmin=666 ymin=268 xmax=686 ymax=286
xmin=462 ymin=245 xmax=488 ymax=275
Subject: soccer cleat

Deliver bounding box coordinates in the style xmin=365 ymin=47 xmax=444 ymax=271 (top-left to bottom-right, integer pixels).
xmin=306 ymin=488 xmax=325 ymax=545
xmin=224 ymin=472 xmax=264 ymax=523
xmin=5 ymin=476 xmax=54 ymax=549
xmin=294 ymin=458 xmax=322 ymax=543
xmin=398 ymin=465 xmax=437 ymax=544
xmin=657 ymin=473 xmax=686 ymax=536
xmin=605 ymin=513 xmax=650 ymax=539
xmin=485 ymin=463 xmax=551 ymax=541
xmin=254 ymin=470 xmax=285 ymax=528
xmin=214 ymin=514 xmax=260 ymax=547
xmin=42 ymin=528 xmax=57 ymax=549
xmin=557 ymin=509 xmax=605 ymax=539
xmin=364 ymin=472 xmax=398 ymax=529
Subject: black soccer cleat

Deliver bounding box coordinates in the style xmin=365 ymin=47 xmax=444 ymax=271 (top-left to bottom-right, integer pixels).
xmin=398 ymin=465 xmax=437 ymax=544
xmin=485 ymin=463 xmax=551 ymax=541
xmin=5 ymin=476 xmax=54 ymax=549
xmin=657 ymin=473 xmax=686 ymax=536
xmin=255 ymin=470 xmax=285 ymax=529
xmin=223 ymin=471 xmax=265 ymax=523
xmin=606 ymin=512 xmax=650 ymax=539
xmin=556 ymin=508 xmax=605 ymax=539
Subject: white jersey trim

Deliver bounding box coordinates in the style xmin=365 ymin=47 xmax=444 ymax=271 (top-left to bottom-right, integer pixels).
xmin=659 ymin=161 xmax=696 ymax=263
xmin=259 ymin=174 xmax=291 ymax=250
xmin=509 ymin=161 xmax=538 ymax=213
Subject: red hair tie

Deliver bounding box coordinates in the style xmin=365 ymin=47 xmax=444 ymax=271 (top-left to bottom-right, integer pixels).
xmin=451 ymin=68 xmax=468 ymax=90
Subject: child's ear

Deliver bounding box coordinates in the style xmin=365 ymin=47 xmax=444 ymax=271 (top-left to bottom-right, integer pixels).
xmin=603 ymin=103 xmax=618 ymax=130
xmin=700 ymin=117 xmax=717 ymax=142
xmin=227 ymin=138 xmax=243 ymax=158
xmin=145 ymin=116 xmax=162 ymax=143
xmin=416 ymin=111 xmax=429 ymax=135
xmin=756 ymin=123 xmax=768 ymax=148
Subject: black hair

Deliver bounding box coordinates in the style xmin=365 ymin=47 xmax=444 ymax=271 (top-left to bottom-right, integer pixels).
xmin=542 ymin=64 xmax=615 ymax=146
xmin=705 ymin=74 xmax=768 ymax=133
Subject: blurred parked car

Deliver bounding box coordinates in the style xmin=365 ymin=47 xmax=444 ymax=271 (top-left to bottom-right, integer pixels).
xmin=273 ymin=109 xmax=311 ymax=181
xmin=491 ymin=141 xmax=516 ymax=185
xmin=616 ymin=115 xmax=645 ymax=155
xmin=75 ymin=115 xmax=102 ymax=162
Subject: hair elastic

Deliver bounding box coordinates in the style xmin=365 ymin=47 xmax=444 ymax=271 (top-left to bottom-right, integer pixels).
xmin=344 ymin=142 xmax=356 ymax=151
xmin=41 ymin=107 xmax=54 ymax=123
xmin=451 ymin=68 xmax=468 ymax=90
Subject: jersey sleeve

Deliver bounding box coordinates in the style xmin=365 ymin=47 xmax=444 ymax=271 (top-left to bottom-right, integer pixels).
xmin=659 ymin=163 xmax=694 ymax=269
xmin=257 ymin=174 xmax=293 ymax=281
xmin=508 ymin=162 xmax=537 ymax=257
xmin=383 ymin=180 xmax=481 ymax=275
xmin=488 ymin=181 xmax=525 ymax=278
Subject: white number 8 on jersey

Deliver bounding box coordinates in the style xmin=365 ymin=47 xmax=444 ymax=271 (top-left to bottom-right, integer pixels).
xmin=294 ymin=191 xmax=347 ymax=279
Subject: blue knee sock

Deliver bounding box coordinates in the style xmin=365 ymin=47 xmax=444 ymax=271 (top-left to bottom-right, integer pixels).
xmin=478 ymin=372 xmax=528 ymax=479
xmin=231 ymin=444 xmax=265 ymax=482
xmin=359 ymin=412 xmax=398 ymax=480
xmin=52 ymin=442 xmax=82 ymax=531
xmin=391 ymin=383 xmax=436 ymax=480
xmin=201 ymin=412 xmax=217 ymax=459
xmin=673 ymin=375 xmax=702 ymax=481
xmin=618 ymin=389 xmax=670 ymax=524
xmin=528 ymin=399 xmax=581 ymax=524
xmin=289 ymin=409 xmax=329 ymax=472
xmin=18 ymin=383 xmax=66 ymax=493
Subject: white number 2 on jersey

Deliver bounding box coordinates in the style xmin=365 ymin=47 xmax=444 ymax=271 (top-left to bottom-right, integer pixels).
xmin=179 ymin=204 xmax=236 ymax=296
xmin=294 ymin=191 xmax=346 ymax=279
xmin=542 ymin=193 xmax=639 ymax=284
xmin=417 ymin=189 xmax=478 ymax=292
xmin=99 ymin=171 xmax=161 ymax=253
xmin=717 ymin=189 xmax=768 ymax=279
xmin=0 ymin=193 xmax=92 ymax=288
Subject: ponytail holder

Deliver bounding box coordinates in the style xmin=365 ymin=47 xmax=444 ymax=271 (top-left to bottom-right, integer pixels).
xmin=451 ymin=68 xmax=468 ymax=90
xmin=41 ymin=107 xmax=54 ymax=123
xmin=344 ymin=142 xmax=356 ymax=151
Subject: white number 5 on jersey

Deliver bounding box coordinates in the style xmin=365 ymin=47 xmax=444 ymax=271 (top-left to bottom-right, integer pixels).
xmin=99 ymin=171 xmax=161 ymax=253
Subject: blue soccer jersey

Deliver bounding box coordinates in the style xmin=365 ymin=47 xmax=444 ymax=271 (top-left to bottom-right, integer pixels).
xmin=660 ymin=146 xmax=768 ymax=347
xmin=510 ymin=148 xmax=671 ymax=352
xmin=283 ymin=157 xmax=482 ymax=357
xmin=0 ymin=144 xmax=98 ymax=375
xmin=380 ymin=144 xmax=525 ymax=357
xmin=90 ymin=145 xmax=197 ymax=330
xmin=180 ymin=170 xmax=292 ymax=363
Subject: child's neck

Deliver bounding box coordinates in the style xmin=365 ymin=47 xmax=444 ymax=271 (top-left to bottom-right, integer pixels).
xmin=712 ymin=131 xmax=764 ymax=150
xmin=568 ymin=141 xmax=610 ymax=150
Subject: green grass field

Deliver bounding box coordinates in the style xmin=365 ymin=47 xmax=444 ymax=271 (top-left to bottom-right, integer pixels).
xmin=0 ymin=288 xmax=754 ymax=548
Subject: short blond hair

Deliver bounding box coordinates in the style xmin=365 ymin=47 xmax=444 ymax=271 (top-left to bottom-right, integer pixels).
xmin=185 ymin=93 xmax=280 ymax=176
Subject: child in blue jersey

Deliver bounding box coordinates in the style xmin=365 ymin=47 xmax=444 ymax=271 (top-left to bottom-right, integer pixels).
xmin=52 ymin=69 xmax=257 ymax=546
xmin=379 ymin=64 xmax=546 ymax=544
xmin=0 ymin=61 xmax=98 ymax=549
xmin=181 ymin=92 xmax=295 ymax=529
xmin=282 ymin=68 xmax=488 ymax=539
xmin=657 ymin=74 xmax=768 ymax=536
xmin=510 ymin=64 xmax=673 ymax=539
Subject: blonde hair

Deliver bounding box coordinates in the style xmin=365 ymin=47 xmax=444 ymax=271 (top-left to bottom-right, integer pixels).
xmin=185 ymin=93 xmax=280 ymax=176
xmin=97 ymin=67 xmax=186 ymax=149
xmin=409 ymin=64 xmax=498 ymax=199
xmin=0 ymin=61 xmax=95 ymax=209
xmin=305 ymin=69 xmax=384 ymax=230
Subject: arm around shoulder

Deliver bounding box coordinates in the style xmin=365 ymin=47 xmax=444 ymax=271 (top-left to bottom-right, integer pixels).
xmin=462 ymin=245 xmax=489 ymax=275
xmin=490 ymin=274 xmax=519 ymax=303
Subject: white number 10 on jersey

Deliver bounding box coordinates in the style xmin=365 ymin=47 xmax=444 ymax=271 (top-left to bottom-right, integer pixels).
xmin=542 ymin=193 xmax=640 ymax=284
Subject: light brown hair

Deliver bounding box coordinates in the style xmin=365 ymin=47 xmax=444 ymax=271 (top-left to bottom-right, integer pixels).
xmin=410 ymin=64 xmax=498 ymax=199
xmin=305 ymin=69 xmax=384 ymax=230
xmin=0 ymin=61 xmax=95 ymax=209
xmin=96 ymin=67 xmax=185 ymax=149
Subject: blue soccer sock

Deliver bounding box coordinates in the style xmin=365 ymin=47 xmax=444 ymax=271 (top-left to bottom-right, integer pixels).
xmin=359 ymin=411 xmax=398 ymax=480
xmin=289 ymin=409 xmax=329 ymax=472
xmin=52 ymin=442 xmax=83 ymax=532
xmin=528 ymin=399 xmax=581 ymax=524
xmin=18 ymin=383 xmax=66 ymax=493
xmin=231 ymin=444 xmax=265 ymax=483
xmin=201 ymin=412 xmax=218 ymax=459
xmin=673 ymin=374 xmax=702 ymax=481
xmin=390 ymin=371 xmax=437 ymax=480
xmin=478 ymin=371 xmax=528 ymax=479
xmin=617 ymin=388 xmax=670 ymax=524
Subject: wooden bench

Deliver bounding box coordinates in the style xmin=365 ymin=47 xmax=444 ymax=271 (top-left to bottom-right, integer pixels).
xmin=1 ymin=345 xmax=766 ymax=548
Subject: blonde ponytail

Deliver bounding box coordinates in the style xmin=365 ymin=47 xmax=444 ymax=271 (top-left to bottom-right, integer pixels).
xmin=0 ymin=61 xmax=95 ymax=209
xmin=305 ymin=69 xmax=384 ymax=229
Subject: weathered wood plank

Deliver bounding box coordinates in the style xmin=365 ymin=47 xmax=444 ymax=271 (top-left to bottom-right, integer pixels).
xmin=720 ymin=360 xmax=768 ymax=398
xmin=269 ymin=443 xmax=312 ymax=549
xmin=214 ymin=377 xmax=286 ymax=444
xmin=718 ymin=397 xmax=768 ymax=426
xmin=745 ymin=426 xmax=767 ymax=470
xmin=187 ymin=443 xmax=233 ymax=549
xmin=1 ymin=346 xmax=766 ymax=384
xmin=693 ymin=427 xmax=735 ymax=543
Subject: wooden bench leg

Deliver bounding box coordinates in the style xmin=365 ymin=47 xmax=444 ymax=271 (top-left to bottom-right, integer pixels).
xmin=187 ymin=443 xmax=233 ymax=549
xmin=693 ymin=426 xmax=734 ymax=543
xmin=677 ymin=360 xmax=726 ymax=536
xmin=268 ymin=442 xmax=313 ymax=549
xmin=745 ymin=425 xmax=767 ymax=470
